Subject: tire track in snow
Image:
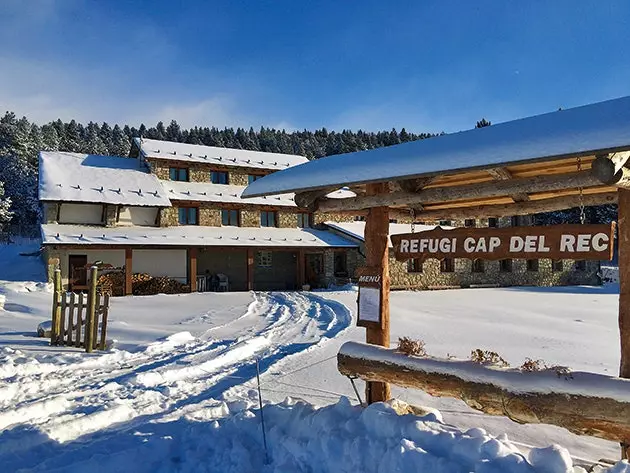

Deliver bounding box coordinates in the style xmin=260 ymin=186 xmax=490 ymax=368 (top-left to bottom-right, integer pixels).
xmin=0 ymin=291 xmax=352 ymax=456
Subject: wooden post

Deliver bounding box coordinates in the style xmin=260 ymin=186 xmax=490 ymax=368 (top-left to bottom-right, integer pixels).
xmin=75 ymin=292 xmax=84 ymax=348
xmin=364 ymin=183 xmax=391 ymax=403
xmin=99 ymin=294 xmax=110 ymax=350
xmin=188 ymin=247 xmax=198 ymax=292
xmin=85 ymin=266 xmax=98 ymax=353
xmin=125 ymin=248 xmax=133 ymax=296
xmin=50 ymin=269 xmax=62 ymax=346
xmin=619 ymin=188 xmax=630 ymax=459
xmin=247 ymin=248 xmax=254 ymax=291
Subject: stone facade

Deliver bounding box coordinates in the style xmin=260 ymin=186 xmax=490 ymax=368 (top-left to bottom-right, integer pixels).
xmin=241 ymin=210 xmax=260 ymax=227
xmin=230 ymin=172 xmax=248 ymax=186
xmin=199 ymin=207 xmax=221 ymax=226
xmin=314 ymin=213 xmax=355 ymax=225
xmin=278 ymin=212 xmax=298 ymax=228
xmin=43 ymin=202 xmax=59 ymax=223
xmin=105 ymin=205 xmax=117 ymax=227
xmin=190 ymin=168 xmax=208 ymax=183
xmin=159 ymin=207 xmax=179 ymax=227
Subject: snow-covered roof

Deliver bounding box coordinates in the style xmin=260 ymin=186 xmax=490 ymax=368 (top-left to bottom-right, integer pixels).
xmin=136 ymin=138 xmax=309 ymax=171
xmin=41 ymin=224 xmax=358 ymax=248
xmin=325 ymin=221 xmax=451 ymax=246
xmin=162 ymin=181 xmax=356 ymax=207
xmin=162 ymin=180 xmax=297 ymax=207
xmin=243 ymin=95 xmax=630 ymax=197
xmin=39 ymin=152 xmax=171 ymax=207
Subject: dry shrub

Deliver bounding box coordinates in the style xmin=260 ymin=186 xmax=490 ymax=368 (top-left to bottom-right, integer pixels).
xmin=470 ymin=349 xmax=509 ymax=367
xmin=520 ymin=358 xmax=546 ymax=372
xmin=550 ymin=365 xmax=573 ymax=379
xmin=397 ymin=337 xmax=426 ymax=357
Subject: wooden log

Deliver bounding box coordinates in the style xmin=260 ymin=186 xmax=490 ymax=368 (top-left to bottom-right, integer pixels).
xmin=486 ymin=167 xmax=530 ymax=202
xmin=618 ymin=188 xmax=630 ymax=458
xmin=338 ymin=341 xmax=630 ymax=443
xmin=75 ymin=292 xmax=84 ymax=348
xmin=188 ymin=247 xmax=198 ymax=293
xmin=93 ymin=292 xmax=101 ymax=350
xmin=50 ymin=269 xmax=62 ymax=346
xmin=364 ymin=183 xmax=391 ymax=404
xmin=99 ymin=294 xmax=110 ymax=350
xmin=591 ymin=152 xmax=630 ymax=186
xmin=67 ymin=292 xmax=75 ymax=346
xmin=85 ymin=266 xmax=98 ymax=353
xmin=294 ymin=188 xmax=336 ymax=209
xmin=59 ymin=294 xmax=67 ymax=346
xmin=247 ymin=248 xmax=254 ymax=291
xmin=389 ymin=192 xmax=618 ymax=221
xmin=317 ymin=171 xmax=600 ymax=212
xmin=125 ymin=248 xmax=133 ymax=296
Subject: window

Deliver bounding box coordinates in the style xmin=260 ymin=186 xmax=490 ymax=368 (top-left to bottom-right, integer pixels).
xmin=221 ymin=209 xmax=240 ymax=226
xmin=178 ymin=207 xmax=198 ymax=225
xmin=334 ymin=252 xmax=348 ymax=277
xmin=552 ymin=260 xmax=563 ymax=272
xmin=68 ymin=255 xmax=88 ymax=289
xmin=248 ymin=174 xmax=263 ymax=184
xmin=354 ymin=216 xmax=366 ymax=222
xmin=211 ymin=171 xmax=229 ymax=184
xmin=488 ymin=217 xmax=498 ymax=228
xmin=297 ymin=213 xmax=311 ymax=228
xmin=472 ymin=259 xmax=484 ymax=273
xmin=511 ymin=216 xmax=520 ymax=227
xmin=169 ymin=167 xmax=189 ymax=182
xmin=260 ymin=211 xmax=277 ymax=227
xmin=440 ymin=258 xmax=454 ymax=273
xmin=464 ymin=219 xmax=476 ymax=228
xmin=439 ymin=220 xmax=451 ymax=227
xmin=407 ymin=258 xmax=423 ymax=273
xmin=257 ymin=251 xmax=272 ymax=268
xmin=500 ymin=259 xmax=513 ymax=272
xmin=527 ymin=259 xmax=539 ymax=272
xmin=575 ymin=260 xmax=587 ymax=271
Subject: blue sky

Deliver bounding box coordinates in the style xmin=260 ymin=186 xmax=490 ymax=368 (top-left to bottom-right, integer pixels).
xmin=1 ymin=0 xmax=629 ymax=134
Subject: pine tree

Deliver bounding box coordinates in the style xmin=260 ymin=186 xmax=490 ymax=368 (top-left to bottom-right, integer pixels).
xmin=476 ymin=118 xmax=491 ymax=128
xmin=0 ymin=180 xmax=13 ymax=231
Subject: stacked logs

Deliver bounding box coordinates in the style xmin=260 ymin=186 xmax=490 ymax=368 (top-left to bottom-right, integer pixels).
xmin=96 ymin=273 xmax=189 ymax=297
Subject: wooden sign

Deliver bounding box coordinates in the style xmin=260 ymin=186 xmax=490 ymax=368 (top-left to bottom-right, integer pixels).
xmin=356 ymin=266 xmax=383 ymax=328
xmin=391 ymin=223 xmax=616 ymax=262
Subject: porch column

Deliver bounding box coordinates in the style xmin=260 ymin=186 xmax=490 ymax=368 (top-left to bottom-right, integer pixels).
xmin=364 ymin=183 xmax=391 ymax=404
xmin=247 ymin=248 xmax=254 ymax=291
xmin=618 ymin=188 xmax=630 ymax=458
xmin=188 ymin=247 xmax=198 ymax=292
xmin=124 ymin=248 xmax=133 ymax=296
xmin=297 ymin=249 xmax=306 ymax=289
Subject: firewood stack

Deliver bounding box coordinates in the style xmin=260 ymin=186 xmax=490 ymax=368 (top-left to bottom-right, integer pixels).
xmin=96 ymin=273 xmax=189 ymax=296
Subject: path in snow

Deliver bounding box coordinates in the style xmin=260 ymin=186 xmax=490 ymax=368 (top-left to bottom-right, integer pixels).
xmin=0 ymin=291 xmax=352 ymax=470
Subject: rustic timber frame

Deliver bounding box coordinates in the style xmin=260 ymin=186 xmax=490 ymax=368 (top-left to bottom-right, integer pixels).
xmin=242 ymin=96 xmax=630 ymax=458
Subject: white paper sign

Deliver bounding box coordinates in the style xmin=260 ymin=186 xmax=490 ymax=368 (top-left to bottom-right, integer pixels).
xmin=358 ymin=286 xmax=380 ymax=323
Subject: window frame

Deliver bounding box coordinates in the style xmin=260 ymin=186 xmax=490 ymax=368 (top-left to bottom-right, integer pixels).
xmin=488 ymin=217 xmax=498 ymax=228
xmin=248 ymin=174 xmax=264 ymax=184
xmin=169 ymin=167 xmax=189 ymax=182
xmin=221 ymin=209 xmax=241 ymax=227
xmin=464 ymin=219 xmax=476 ymax=228
xmin=257 ymin=251 xmax=273 ymax=268
xmin=500 ymin=258 xmax=513 ymax=273
xmin=575 ymin=260 xmax=587 ymax=271
xmin=440 ymin=258 xmax=454 ymax=273
xmin=177 ymin=206 xmax=199 ymax=225
xmin=527 ymin=259 xmax=539 ymax=272
xmin=210 ymin=171 xmax=230 ymax=184
xmin=334 ymin=251 xmax=348 ymax=277
xmin=552 ymin=259 xmax=564 ymax=272
xmin=260 ymin=210 xmax=277 ymax=228
xmin=471 ymin=259 xmax=484 ymax=273
xmin=407 ymin=258 xmax=423 ymax=273
xmin=297 ymin=212 xmax=311 ymax=228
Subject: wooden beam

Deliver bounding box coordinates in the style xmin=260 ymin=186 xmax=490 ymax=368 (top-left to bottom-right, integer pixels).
xmin=124 ymin=248 xmax=133 ymax=296
xmin=487 ymin=167 xmax=530 ymax=202
xmin=364 ymin=183 xmax=391 ymax=404
xmin=389 ymin=192 xmax=617 ymax=220
xmin=247 ymin=248 xmax=254 ymax=291
xmin=619 ymin=188 xmax=630 ymax=458
xmin=317 ymin=171 xmax=599 ymax=213
xmin=294 ymin=188 xmax=336 ymax=209
xmin=591 ymin=152 xmax=630 ymax=187
xmin=188 ymin=247 xmax=197 ymax=292
xmin=338 ymin=341 xmax=630 ymax=444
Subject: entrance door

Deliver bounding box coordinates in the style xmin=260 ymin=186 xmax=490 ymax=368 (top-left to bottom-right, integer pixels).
xmin=68 ymin=255 xmax=88 ymax=291
xmin=305 ymin=253 xmax=324 ymax=288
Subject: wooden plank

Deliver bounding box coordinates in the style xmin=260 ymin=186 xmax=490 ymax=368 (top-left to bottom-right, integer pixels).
xmin=337 ymin=341 xmax=630 ymax=444
xmin=390 ymin=224 xmax=615 ymax=262
xmin=364 ymin=183 xmax=391 ymax=404
xmin=93 ymin=292 xmax=101 ymax=350
xmin=99 ymin=294 xmax=110 ymax=351
xmin=389 ymin=192 xmax=618 ymax=221
xmin=125 ymin=248 xmax=133 ymax=296
xmin=75 ymin=292 xmax=84 ymax=348
xmin=67 ymin=292 xmax=75 ymax=346
xmin=316 ymin=171 xmax=600 ymax=213
xmin=188 ymin=247 xmax=198 ymax=292
xmin=59 ymin=294 xmax=67 ymax=346
xmin=50 ymin=269 xmax=62 ymax=346
xmin=85 ymin=266 xmax=98 ymax=353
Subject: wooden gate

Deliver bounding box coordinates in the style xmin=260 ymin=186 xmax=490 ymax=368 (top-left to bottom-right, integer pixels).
xmin=50 ymin=267 xmax=110 ymax=353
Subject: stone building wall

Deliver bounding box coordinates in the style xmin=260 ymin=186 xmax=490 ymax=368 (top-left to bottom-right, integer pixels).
xmin=230 ymin=172 xmax=248 ymax=186
xmin=159 ymin=207 xmax=179 ymax=227
xmin=241 ymin=210 xmax=260 ymax=227
xmin=199 ymin=207 xmax=221 ymax=226
xmin=105 ymin=205 xmax=117 ymax=227
xmin=190 ymin=169 xmax=208 ymax=183
xmin=314 ymin=213 xmax=355 ymax=225
xmin=43 ymin=202 xmax=59 ymax=224
xmin=278 ymin=212 xmax=298 ymax=228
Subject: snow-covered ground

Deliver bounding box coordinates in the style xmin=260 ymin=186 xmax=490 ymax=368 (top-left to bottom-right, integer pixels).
xmin=0 ymin=242 xmax=627 ymax=472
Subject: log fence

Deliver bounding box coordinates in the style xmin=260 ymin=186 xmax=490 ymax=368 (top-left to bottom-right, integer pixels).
xmin=50 ymin=267 xmax=110 ymax=352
